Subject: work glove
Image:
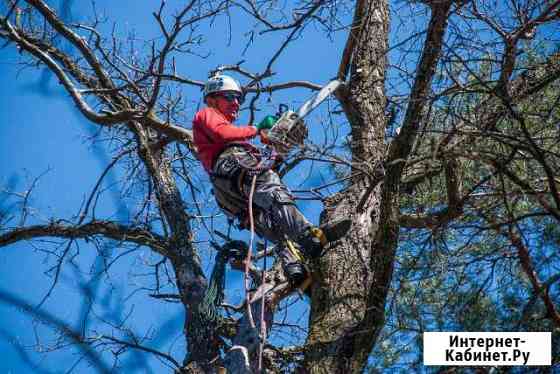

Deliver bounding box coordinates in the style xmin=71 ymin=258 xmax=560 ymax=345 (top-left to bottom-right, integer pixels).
xmin=256 ymin=115 xmax=278 ymax=131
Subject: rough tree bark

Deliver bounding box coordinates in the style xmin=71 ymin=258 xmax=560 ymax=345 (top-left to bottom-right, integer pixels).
xmin=131 ymin=124 xmax=220 ymax=372
xmin=304 ymin=0 xmax=390 ymax=371
xmin=5 ymin=0 xmax=560 ymax=372
xmin=303 ymin=1 xmax=455 ymax=372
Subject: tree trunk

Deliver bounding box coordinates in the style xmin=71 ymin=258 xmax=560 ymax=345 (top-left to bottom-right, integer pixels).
xmin=304 ymin=0 xmax=390 ymax=372
xmin=134 ymin=126 xmax=218 ymax=371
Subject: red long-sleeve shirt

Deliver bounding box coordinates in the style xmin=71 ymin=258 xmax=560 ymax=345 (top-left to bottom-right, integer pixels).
xmin=192 ymin=107 xmax=258 ymax=172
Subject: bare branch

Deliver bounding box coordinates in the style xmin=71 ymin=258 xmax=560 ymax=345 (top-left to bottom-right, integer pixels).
xmin=0 ymin=220 xmax=168 ymax=255
xmin=261 ymin=0 xmax=326 ymax=77
xmin=96 ymin=334 xmax=182 ymax=369
xmin=508 ymin=227 xmax=560 ymax=327
xmin=0 ymin=17 xmax=139 ymax=124
xmin=0 ymin=288 xmax=111 ymax=374
xmin=387 ymin=1 xmax=454 ymax=175
xmin=25 ymin=0 xmax=115 ymax=90
xmin=337 ymin=0 xmax=366 ymax=81
xmin=399 ymin=157 xmax=465 ymax=229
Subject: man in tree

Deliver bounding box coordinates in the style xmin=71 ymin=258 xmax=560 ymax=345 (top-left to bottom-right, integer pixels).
xmin=193 ymin=73 xmax=349 ymax=286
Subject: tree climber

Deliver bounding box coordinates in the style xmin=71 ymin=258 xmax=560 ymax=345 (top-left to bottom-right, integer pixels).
xmin=192 ymin=73 xmax=349 ymax=286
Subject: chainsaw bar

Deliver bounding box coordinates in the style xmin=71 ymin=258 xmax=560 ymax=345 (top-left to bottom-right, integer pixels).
xmin=297 ymin=79 xmax=342 ymax=119
xmin=268 ymin=79 xmax=343 ymax=156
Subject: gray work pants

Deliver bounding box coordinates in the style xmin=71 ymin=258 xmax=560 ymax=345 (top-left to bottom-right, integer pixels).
xmin=211 ymin=146 xmax=312 ymax=265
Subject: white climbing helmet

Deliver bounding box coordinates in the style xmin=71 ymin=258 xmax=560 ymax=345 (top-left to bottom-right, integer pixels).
xmin=203 ymin=74 xmax=243 ymax=99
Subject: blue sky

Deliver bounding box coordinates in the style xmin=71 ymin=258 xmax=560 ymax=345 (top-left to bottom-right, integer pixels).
xmin=0 ymin=0 xmax=350 ymax=372
xmin=5 ymin=1 xmax=555 ymax=372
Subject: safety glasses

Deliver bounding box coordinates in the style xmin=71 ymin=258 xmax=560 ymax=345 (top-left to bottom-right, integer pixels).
xmin=217 ymin=92 xmax=245 ymax=105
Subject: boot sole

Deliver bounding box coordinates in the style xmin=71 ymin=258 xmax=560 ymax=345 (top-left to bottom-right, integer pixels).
xmin=320 ymin=219 xmax=352 ymax=243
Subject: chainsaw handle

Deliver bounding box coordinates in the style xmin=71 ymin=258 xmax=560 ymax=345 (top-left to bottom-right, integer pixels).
xmin=277 ymin=104 xmax=289 ymax=117
xmin=259 ymin=129 xmax=271 ymax=144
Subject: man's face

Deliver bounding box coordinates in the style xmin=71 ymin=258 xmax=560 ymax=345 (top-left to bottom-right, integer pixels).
xmin=207 ymin=91 xmax=242 ymax=122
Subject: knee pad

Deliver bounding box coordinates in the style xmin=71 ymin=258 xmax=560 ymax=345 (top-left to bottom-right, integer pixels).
xmin=272 ymin=190 xmax=295 ymax=205
xmin=249 ymin=181 xmax=295 ymax=209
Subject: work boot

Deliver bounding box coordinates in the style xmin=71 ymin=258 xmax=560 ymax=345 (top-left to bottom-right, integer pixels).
xmin=298 ymin=219 xmax=352 ymax=259
xmin=283 ymin=262 xmax=308 ymax=287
